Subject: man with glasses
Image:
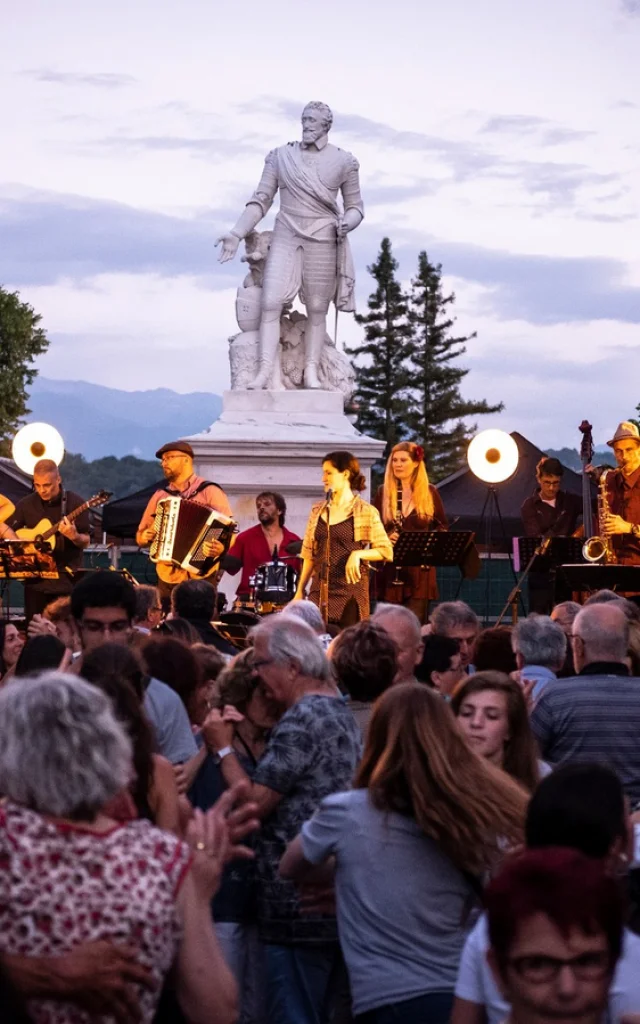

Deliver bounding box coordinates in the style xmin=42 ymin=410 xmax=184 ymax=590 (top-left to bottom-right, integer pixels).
xmin=136 ymin=440 xmax=233 ymax=607
xmin=71 ymin=571 xmax=197 ymax=765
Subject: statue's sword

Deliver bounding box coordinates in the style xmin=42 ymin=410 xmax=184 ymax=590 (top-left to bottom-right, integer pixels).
xmin=334 ymin=216 xmax=343 ymax=347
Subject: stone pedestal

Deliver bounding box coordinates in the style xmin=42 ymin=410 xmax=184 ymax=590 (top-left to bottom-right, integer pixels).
xmin=187 ymin=390 xmax=385 ymax=604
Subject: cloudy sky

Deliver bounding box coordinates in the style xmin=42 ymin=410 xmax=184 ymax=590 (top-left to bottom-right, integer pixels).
xmin=2 ymin=0 xmax=639 ymax=449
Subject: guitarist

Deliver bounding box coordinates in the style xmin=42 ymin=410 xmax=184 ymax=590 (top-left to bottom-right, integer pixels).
xmin=136 ymin=440 xmax=233 ymax=607
xmin=9 ymin=459 xmax=91 ymax=621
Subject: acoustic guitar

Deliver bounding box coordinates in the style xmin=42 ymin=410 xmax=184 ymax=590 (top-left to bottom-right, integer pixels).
xmin=16 ymin=490 xmax=112 ymax=548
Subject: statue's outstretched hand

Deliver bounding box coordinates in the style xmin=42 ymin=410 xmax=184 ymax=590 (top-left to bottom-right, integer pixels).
xmin=216 ymin=233 xmax=240 ymax=263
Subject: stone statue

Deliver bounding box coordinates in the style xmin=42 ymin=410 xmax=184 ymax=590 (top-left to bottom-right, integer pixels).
xmin=217 ymin=101 xmax=364 ymax=390
xmin=229 ymin=232 xmax=356 ymax=397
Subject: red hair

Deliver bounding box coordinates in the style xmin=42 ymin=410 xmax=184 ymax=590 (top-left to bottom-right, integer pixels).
xmin=486 ymin=848 xmax=624 ymax=970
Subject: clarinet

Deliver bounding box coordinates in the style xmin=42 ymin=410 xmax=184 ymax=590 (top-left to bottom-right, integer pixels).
xmin=392 ymin=480 xmax=404 ymax=586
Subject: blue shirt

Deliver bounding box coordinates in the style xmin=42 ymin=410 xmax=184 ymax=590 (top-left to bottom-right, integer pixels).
xmin=143 ymin=677 xmax=197 ymax=764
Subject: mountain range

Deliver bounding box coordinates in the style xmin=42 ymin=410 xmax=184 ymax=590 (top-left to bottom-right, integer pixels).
xmin=26 ymin=378 xmax=222 ymax=460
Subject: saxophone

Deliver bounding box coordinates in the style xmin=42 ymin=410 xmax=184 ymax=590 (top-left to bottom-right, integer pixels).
xmin=582 ymin=470 xmax=616 ymax=564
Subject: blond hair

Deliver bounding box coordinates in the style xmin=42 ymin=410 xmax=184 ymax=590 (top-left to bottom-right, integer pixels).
xmin=355 ymin=683 xmax=527 ymax=874
xmin=382 ymin=442 xmax=434 ymax=524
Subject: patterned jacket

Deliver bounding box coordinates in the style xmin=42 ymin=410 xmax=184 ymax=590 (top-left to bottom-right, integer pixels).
xmin=301 ymin=496 xmax=393 ymax=564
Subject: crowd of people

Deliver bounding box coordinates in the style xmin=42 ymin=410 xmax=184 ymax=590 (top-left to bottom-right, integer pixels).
xmin=2 ymin=571 xmax=640 ymax=1024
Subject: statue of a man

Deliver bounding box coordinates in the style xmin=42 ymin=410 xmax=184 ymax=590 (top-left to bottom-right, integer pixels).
xmin=217 ymin=101 xmax=364 ymax=389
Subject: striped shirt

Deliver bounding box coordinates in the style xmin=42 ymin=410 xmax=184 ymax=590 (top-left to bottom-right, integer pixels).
xmin=531 ymin=664 xmax=640 ymax=802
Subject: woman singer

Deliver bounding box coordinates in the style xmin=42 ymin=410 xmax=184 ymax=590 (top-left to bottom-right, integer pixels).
xmin=374 ymin=441 xmax=447 ymax=623
xmin=294 ymin=451 xmax=392 ymax=631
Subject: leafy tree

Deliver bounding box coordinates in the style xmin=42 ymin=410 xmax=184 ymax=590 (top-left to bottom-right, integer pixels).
xmin=346 ymin=238 xmax=413 ymax=458
xmin=406 ymin=251 xmax=503 ymax=480
xmin=0 ymin=288 xmax=49 ymax=455
xmin=631 ymin=403 xmax=640 ymax=432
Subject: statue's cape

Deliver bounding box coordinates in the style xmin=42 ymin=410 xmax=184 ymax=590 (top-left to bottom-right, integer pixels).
xmin=276 ymin=144 xmax=356 ymax=313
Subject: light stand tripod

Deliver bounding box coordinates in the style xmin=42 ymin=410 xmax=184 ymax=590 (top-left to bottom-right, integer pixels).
xmin=477 ymin=484 xmax=523 ymax=626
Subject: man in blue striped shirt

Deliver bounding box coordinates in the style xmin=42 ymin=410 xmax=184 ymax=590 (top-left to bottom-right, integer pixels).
xmin=531 ymin=602 xmax=640 ymax=804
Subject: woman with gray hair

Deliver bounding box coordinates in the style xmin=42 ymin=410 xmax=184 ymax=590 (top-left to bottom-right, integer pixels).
xmin=0 ymin=671 xmax=253 ymax=1024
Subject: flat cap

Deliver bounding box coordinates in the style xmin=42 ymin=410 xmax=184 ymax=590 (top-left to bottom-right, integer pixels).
xmin=155 ymin=440 xmax=194 ymax=459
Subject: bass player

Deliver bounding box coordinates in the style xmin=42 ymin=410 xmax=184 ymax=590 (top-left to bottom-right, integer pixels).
xmin=136 ymin=440 xmax=234 ymax=606
xmin=8 ymin=459 xmax=91 ymax=621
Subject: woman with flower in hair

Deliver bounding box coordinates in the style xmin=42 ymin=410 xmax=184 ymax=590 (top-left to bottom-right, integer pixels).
xmin=374 ymin=441 xmax=448 ymax=622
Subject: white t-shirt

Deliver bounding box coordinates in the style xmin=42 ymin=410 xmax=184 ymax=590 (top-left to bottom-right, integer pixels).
xmin=454 ymin=914 xmax=640 ymax=1024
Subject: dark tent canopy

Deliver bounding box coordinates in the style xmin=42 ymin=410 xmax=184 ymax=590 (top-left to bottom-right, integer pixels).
xmin=102 ymin=480 xmax=164 ymax=540
xmin=436 ymin=431 xmax=589 ymax=551
xmin=0 ymin=458 xmax=32 ymax=505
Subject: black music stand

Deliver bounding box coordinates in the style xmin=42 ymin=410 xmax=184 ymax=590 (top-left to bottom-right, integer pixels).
xmin=558 ymin=564 xmax=640 ymax=594
xmin=0 ymin=541 xmax=58 ymax=617
xmin=497 ymin=536 xmax=585 ymax=625
xmin=0 ymin=541 xmax=58 ymax=581
xmin=391 ymin=530 xmax=479 ymax=593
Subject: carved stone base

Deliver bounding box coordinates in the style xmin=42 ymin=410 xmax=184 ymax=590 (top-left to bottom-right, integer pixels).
xmin=187 ymin=390 xmax=384 ymax=605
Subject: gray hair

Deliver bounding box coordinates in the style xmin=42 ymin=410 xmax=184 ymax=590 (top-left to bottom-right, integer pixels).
xmin=251 ymin=616 xmax=330 ymax=681
xmin=134 ymin=584 xmax=160 ymax=622
xmin=512 ymin=614 xmax=567 ymax=669
xmin=281 ymin=600 xmax=326 ymax=635
xmin=371 ymin=602 xmax=422 ymax=643
xmin=303 ymin=101 xmax=333 ymax=131
xmin=550 ymin=601 xmax=581 ymax=631
xmin=574 ymin=604 xmax=629 ymax=663
xmin=0 ymin=671 xmax=132 ymax=820
xmin=431 ymin=601 xmax=479 ymax=635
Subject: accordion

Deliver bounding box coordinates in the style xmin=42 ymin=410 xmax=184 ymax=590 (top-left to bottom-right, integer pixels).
xmin=149 ymin=497 xmax=236 ymax=576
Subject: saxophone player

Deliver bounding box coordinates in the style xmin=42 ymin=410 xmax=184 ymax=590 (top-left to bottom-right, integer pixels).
xmin=600 ymin=421 xmax=640 ymax=565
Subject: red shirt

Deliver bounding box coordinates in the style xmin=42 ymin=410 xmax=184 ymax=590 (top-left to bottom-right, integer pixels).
xmin=227 ymin=523 xmax=301 ymax=594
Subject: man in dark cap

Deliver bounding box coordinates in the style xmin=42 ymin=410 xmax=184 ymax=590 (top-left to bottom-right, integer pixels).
xmin=136 ymin=440 xmax=233 ymax=603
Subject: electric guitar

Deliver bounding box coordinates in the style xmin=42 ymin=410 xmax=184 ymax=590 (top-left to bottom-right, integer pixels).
xmin=16 ymin=490 xmax=112 ymax=548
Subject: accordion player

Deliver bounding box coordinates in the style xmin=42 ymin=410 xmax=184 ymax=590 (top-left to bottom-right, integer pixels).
xmin=150 ymin=497 xmax=236 ymax=586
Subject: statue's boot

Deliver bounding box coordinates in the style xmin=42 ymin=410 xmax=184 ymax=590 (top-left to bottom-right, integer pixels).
xmin=304 ymin=322 xmax=325 ymax=389
xmin=248 ymin=319 xmax=280 ymax=390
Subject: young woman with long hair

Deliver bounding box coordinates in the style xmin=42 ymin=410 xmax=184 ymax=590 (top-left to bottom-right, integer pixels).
xmin=281 ymin=683 xmax=527 ymax=1024
xmin=374 ymin=441 xmax=447 ymax=622
xmin=294 ymin=450 xmax=392 ymax=631
xmin=451 ymin=671 xmax=542 ymax=792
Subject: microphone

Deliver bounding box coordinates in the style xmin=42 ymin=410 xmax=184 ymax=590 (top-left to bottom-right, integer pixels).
xmin=325 ymin=488 xmax=333 ymax=504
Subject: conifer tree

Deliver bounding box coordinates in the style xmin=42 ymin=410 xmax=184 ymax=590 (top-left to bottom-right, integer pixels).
xmin=346 ymin=238 xmax=413 ymax=456
xmin=406 ymin=251 xmax=503 ymax=480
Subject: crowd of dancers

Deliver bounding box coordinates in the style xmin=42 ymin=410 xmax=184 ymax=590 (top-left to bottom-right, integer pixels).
xmin=1 ymin=567 xmax=640 ymax=1024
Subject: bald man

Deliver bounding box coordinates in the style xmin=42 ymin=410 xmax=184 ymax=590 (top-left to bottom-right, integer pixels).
xmin=9 ymin=459 xmax=90 ymax=621
xmin=531 ymin=602 xmax=640 ymax=801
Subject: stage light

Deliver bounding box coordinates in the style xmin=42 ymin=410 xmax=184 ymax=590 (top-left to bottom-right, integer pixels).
xmin=12 ymin=423 xmax=64 ymax=476
xmin=467 ymin=429 xmax=518 ymax=484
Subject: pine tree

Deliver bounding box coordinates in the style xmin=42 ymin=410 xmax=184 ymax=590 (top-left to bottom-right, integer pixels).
xmin=406 ymin=251 xmax=503 ymax=480
xmin=0 ymin=287 xmax=49 ymax=456
xmin=346 ymin=238 xmax=413 ymax=457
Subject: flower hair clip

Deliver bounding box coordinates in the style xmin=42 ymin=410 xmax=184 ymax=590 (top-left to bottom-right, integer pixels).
xmin=413 ymin=445 xmax=424 ymax=462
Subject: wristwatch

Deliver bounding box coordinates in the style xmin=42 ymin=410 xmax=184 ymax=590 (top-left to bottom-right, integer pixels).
xmin=216 ymin=745 xmax=234 ymax=762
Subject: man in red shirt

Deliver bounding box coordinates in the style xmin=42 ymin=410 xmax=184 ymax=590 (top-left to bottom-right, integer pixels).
xmin=224 ymin=492 xmax=301 ymax=600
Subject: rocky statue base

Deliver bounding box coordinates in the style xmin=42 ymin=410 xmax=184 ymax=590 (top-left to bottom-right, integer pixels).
xmin=187 ymin=390 xmax=384 ymax=605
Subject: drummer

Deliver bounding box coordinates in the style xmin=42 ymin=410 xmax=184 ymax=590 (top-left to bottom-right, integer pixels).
xmin=222 ymin=491 xmax=301 ymax=603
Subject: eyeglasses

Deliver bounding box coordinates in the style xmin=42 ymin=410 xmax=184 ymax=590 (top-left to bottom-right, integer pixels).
xmin=80 ymin=619 xmax=131 ymax=635
xmin=508 ymin=951 xmax=611 ymax=983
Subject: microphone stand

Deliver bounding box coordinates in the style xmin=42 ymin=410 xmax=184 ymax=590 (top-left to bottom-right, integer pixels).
xmin=495 ymin=530 xmax=554 ymax=626
xmin=319 ymin=489 xmax=332 ymax=627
